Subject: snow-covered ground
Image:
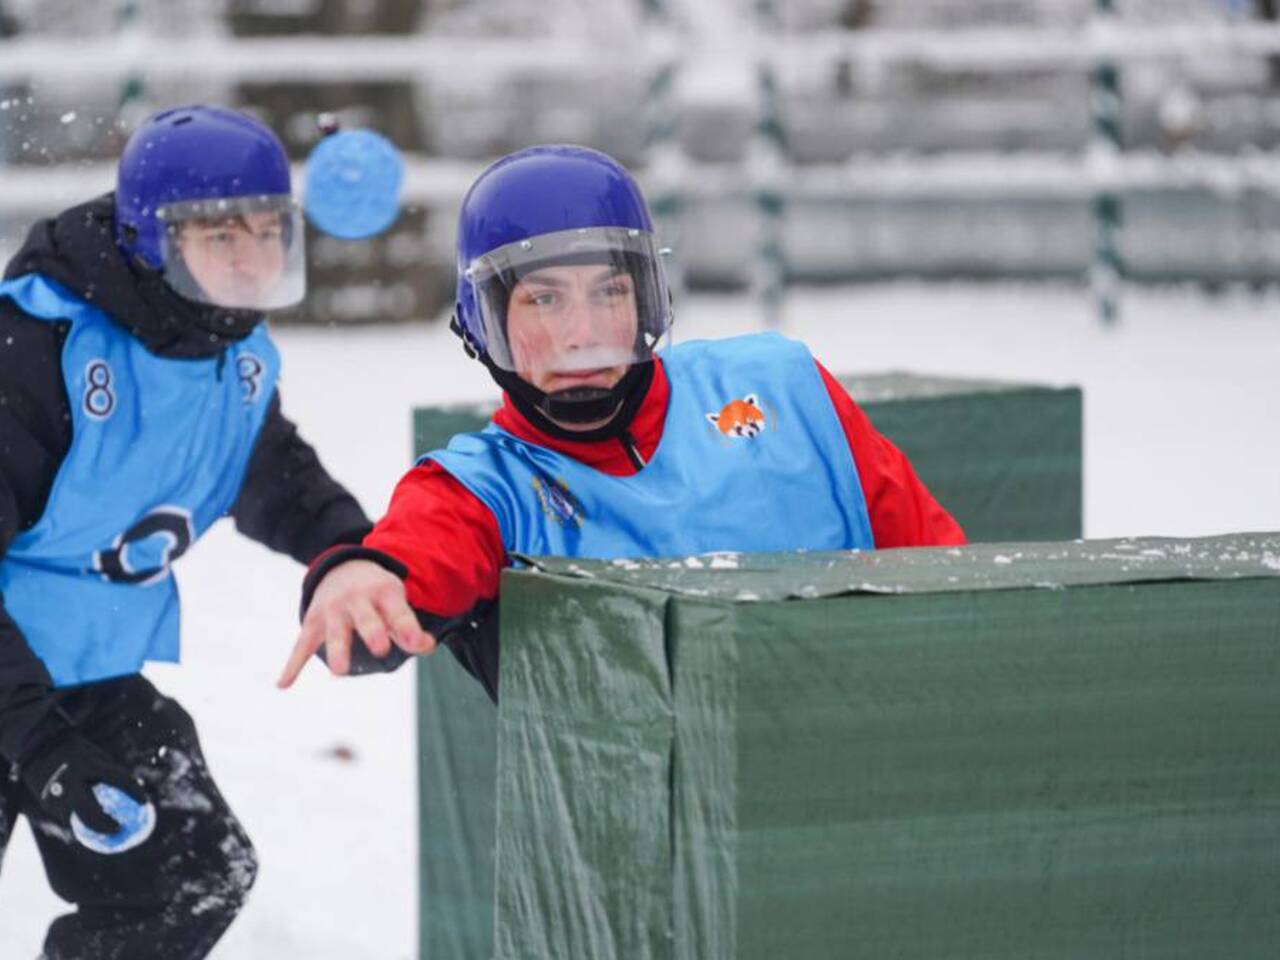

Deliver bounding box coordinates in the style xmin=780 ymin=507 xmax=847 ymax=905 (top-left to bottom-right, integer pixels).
xmin=0 ymin=282 xmax=1277 ymax=958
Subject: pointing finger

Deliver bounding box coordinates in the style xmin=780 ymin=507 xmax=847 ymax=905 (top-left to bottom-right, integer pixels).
xmin=278 ymin=615 xmax=325 ymax=689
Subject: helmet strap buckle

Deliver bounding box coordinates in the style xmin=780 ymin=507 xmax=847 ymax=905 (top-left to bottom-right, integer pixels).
xmin=449 ymin=312 xmax=479 ymax=359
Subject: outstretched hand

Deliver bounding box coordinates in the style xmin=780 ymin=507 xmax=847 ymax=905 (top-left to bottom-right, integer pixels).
xmin=278 ymin=559 xmax=436 ymax=688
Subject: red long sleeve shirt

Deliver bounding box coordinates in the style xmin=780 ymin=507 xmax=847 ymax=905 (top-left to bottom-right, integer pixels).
xmin=365 ymin=357 xmax=965 ymax=618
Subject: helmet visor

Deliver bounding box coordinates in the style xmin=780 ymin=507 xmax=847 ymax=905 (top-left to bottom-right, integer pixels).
xmin=467 ymin=226 xmax=672 ymax=377
xmin=158 ymin=195 xmax=306 ymax=311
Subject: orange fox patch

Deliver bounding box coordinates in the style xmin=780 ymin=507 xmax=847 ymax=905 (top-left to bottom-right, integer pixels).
xmin=706 ymin=394 xmax=767 ymax=438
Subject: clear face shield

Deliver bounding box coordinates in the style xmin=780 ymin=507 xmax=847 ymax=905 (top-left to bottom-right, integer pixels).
xmin=467 ymin=227 xmax=673 ymax=391
xmin=157 ymin=194 xmax=306 ymax=311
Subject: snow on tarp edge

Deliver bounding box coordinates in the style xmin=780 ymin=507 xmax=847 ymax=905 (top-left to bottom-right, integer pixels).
xmin=508 ymin=533 xmax=1280 ymax=603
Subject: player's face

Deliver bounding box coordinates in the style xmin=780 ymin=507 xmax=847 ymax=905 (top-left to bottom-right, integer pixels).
xmin=176 ymin=210 xmax=287 ymax=309
xmin=506 ymin=264 xmax=639 ymax=394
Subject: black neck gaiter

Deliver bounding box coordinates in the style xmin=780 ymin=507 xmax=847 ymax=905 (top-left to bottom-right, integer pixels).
xmin=484 ymin=358 xmax=656 ymax=443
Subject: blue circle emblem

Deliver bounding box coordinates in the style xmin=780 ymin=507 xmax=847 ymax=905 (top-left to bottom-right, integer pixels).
xmin=70 ymin=784 xmax=157 ymax=855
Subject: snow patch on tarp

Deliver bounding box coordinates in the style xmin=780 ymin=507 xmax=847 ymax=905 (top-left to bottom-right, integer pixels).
xmin=519 ymin=532 xmax=1280 ymax=602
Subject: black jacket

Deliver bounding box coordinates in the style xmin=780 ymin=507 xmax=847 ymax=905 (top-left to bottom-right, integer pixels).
xmin=0 ymin=195 xmax=372 ymax=762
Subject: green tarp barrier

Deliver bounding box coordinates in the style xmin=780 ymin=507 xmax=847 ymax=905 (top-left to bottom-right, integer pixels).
xmin=414 ymin=372 xmax=1083 ymax=959
xmin=839 ymin=373 xmax=1081 ymax=542
xmin=494 ymin=535 xmax=1280 ymax=959
xmin=415 ymin=404 xmax=502 ymax=960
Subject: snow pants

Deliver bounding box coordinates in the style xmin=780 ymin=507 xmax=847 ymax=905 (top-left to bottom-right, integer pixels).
xmin=0 ymin=674 xmax=257 ymax=959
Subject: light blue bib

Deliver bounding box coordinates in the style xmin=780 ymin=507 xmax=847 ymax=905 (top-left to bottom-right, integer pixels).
xmin=0 ymin=274 xmax=279 ymax=687
xmin=426 ymin=333 xmax=874 ymax=561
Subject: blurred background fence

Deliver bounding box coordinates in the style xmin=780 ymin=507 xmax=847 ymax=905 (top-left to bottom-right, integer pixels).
xmin=2 ymin=0 xmax=1280 ymax=325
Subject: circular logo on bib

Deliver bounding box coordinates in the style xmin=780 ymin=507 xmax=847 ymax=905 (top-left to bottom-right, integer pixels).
xmin=94 ymin=506 xmax=195 ymax=586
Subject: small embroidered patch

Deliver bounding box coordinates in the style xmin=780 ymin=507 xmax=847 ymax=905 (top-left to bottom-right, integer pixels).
xmin=706 ymin=393 xmax=767 ymax=439
xmin=532 ymin=475 xmax=585 ymax=527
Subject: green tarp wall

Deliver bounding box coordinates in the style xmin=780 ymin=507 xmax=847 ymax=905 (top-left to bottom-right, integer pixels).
xmin=414 ymin=373 xmax=1084 ymax=959
xmin=495 ymin=535 xmax=1280 ymax=959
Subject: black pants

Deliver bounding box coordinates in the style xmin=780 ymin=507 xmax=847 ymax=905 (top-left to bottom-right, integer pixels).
xmin=0 ymin=675 xmax=257 ymax=959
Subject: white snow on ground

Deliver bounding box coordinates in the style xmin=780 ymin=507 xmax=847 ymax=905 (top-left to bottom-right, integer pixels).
xmin=0 ymin=282 xmax=1276 ymax=958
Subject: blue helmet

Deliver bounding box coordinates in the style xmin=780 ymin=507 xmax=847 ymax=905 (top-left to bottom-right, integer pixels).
xmin=452 ymin=144 xmax=672 ymax=368
xmin=115 ymin=105 xmax=292 ymax=272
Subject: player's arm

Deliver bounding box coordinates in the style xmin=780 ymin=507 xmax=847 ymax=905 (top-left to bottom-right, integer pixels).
xmin=815 ymin=360 xmax=967 ymax=548
xmin=0 ymin=562 xmax=63 ymax=765
xmin=0 ymin=476 xmax=60 ymax=767
xmin=0 ymin=303 xmax=71 ymax=763
xmin=278 ymin=462 xmax=505 ymax=690
xmin=230 ymin=389 xmax=371 ymax=563
xmin=0 ymin=548 xmax=147 ymax=834
xmin=0 ymin=304 xmax=145 ymax=828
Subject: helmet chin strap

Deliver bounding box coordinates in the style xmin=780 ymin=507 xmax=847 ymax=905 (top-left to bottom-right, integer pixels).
xmin=540 ymin=385 xmax=624 ymax=424
xmin=484 ymin=357 xmax=655 ymax=442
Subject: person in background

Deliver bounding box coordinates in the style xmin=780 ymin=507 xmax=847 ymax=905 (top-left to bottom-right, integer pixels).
xmin=279 ymin=144 xmax=965 ymax=699
xmin=0 ymin=104 xmax=370 ymax=959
